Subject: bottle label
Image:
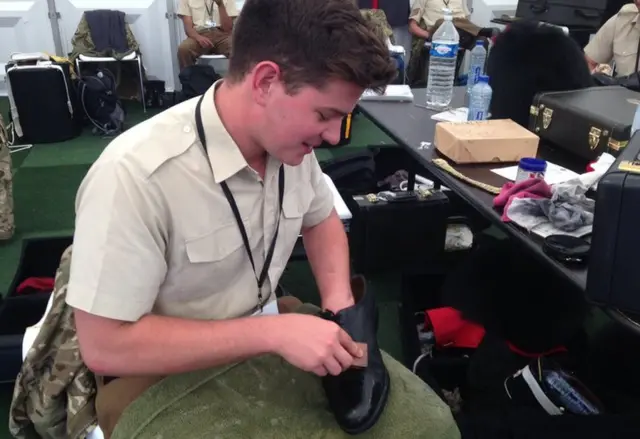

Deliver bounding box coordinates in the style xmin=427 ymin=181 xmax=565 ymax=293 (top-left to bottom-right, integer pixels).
xmin=430 ymin=42 xmax=459 ymax=59
xmin=472 ymin=65 xmax=482 ymax=83
xmin=468 ymin=109 xmax=485 ymax=121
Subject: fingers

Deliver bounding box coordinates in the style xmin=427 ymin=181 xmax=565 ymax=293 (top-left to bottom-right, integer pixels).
xmin=338 ymin=329 xmax=363 ymax=358
xmin=333 ymin=345 xmax=355 ymax=371
xmin=324 ymin=356 xmax=343 ymax=376
xmin=312 ymin=366 xmax=328 ymax=377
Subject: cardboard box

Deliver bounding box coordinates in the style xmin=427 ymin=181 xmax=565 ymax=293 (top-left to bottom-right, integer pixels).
xmin=434 ymin=119 xmax=540 ymax=164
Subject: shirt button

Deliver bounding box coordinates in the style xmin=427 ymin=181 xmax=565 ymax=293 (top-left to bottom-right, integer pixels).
xmin=184 ymin=126 xmax=192 ymax=133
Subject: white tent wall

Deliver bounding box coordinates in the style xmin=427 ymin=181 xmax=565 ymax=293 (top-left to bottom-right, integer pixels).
xmin=0 ymin=0 xmax=247 ymax=96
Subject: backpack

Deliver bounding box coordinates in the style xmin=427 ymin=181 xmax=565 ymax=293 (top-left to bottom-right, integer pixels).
xmin=77 ymin=68 xmax=125 ymax=136
xmin=320 ymin=150 xmax=378 ymax=197
xmin=0 ymin=113 xmax=15 ymax=240
xmin=179 ymin=65 xmax=221 ymax=101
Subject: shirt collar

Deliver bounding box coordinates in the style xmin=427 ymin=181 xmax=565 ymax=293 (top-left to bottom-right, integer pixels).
xmin=199 ymin=80 xmax=248 ymax=183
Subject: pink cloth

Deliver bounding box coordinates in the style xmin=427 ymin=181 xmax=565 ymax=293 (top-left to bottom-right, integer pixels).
xmin=493 ymin=178 xmax=552 ymax=222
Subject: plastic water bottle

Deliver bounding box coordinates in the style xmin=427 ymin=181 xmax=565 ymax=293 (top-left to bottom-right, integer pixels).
xmin=467 ymin=75 xmax=492 ymax=121
xmin=466 ymin=40 xmax=487 ymax=94
xmin=425 ymin=9 xmax=459 ymax=110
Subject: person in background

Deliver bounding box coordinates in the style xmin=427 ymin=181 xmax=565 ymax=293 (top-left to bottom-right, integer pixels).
xmin=408 ymin=0 xmax=471 ymax=41
xmin=177 ymin=0 xmax=238 ymax=70
xmin=584 ymin=1 xmax=640 ymax=76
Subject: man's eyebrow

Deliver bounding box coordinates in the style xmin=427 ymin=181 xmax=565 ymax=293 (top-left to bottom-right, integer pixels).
xmin=318 ymin=107 xmax=350 ymax=117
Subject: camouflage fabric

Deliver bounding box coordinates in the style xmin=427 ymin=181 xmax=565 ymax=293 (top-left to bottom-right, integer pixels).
xmin=360 ymin=9 xmax=395 ymax=45
xmin=0 ymin=113 xmax=14 ymax=241
xmin=9 ymin=246 xmax=98 ymax=439
xmin=70 ymin=13 xmax=145 ymax=100
xmin=408 ymin=20 xmax=430 ymax=87
xmin=69 ymin=14 xmax=140 ymax=64
xmin=407 ymin=18 xmax=481 ymax=86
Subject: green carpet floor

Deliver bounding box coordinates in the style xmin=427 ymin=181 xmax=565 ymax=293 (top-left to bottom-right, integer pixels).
xmin=0 ymin=97 xmax=406 ymax=438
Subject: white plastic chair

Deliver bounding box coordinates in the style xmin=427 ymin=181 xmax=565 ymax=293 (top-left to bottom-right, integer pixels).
xmin=75 ymin=52 xmax=146 ymax=113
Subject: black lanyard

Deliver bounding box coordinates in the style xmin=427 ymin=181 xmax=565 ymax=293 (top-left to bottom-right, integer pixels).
xmin=195 ymin=94 xmax=284 ymax=312
xmin=205 ymin=0 xmax=214 ymax=21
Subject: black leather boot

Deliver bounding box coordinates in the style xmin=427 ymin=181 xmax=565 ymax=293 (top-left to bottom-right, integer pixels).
xmin=318 ymin=275 xmax=390 ymax=434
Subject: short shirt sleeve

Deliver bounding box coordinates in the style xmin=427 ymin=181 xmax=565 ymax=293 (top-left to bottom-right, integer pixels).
xmin=177 ymin=0 xmax=191 ymax=17
xmin=66 ymin=158 xmax=168 ymax=322
xmin=409 ymin=0 xmax=426 ymax=22
xmin=584 ymin=15 xmax=617 ymax=65
xmin=302 ymin=154 xmax=334 ymax=228
xmin=224 ymin=0 xmax=239 ymax=17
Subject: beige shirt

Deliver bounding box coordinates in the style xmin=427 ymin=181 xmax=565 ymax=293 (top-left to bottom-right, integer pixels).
xmin=177 ymin=0 xmax=239 ymax=32
xmin=585 ymin=4 xmax=640 ymax=76
xmin=409 ymin=0 xmax=470 ymax=28
xmin=66 ymin=82 xmax=334 ymax=323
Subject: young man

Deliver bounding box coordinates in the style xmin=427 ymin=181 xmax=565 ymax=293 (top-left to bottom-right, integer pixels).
xmin=66 ymin=0 xmax=460 ymax=436
xmin=176 ymin=0 xmax=237 ymax=69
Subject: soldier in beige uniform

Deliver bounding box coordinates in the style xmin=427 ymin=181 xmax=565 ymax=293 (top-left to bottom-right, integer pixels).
xmin=408 ymin=0 xmax=471 ymax=40
xmin=585 ymin=2 xmax=640 ymax=76
xmin=177 ymin=0 xmax=238 ymax=69
xmin=60 ymin=0 xmax=463 ymax=437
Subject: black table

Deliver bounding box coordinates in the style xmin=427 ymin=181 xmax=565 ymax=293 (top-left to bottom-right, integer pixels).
xmin=357 ymin=87 xmax=588 ymax=292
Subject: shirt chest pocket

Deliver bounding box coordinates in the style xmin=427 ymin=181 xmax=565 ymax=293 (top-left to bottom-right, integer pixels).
xmin=280 ymin=186 xmax=313 ymax=241
xmin=188 ymin=0 xmax=206 ymax=10
xmin=184 ymin=221 xmax=248 ymax=288
xmin=613 ymin=37 xmax=640 ymax=75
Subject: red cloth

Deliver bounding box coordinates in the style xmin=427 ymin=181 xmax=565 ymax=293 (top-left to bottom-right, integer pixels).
xmin=426 ymin=307 xmax=568 ymax=357
xmin=426 ymin=307 xmax=486 ymax=349
xmin=493 ymin=178 xmax=553 ymax=222
xmin=16 ymin=277 xmax=54 ymax=295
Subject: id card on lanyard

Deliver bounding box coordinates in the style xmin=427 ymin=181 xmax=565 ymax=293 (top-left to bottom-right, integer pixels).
xmin=205 ymin=0 xmax=217 ymax=28
xmin=194 ymin=93 xmax=285 ymax=314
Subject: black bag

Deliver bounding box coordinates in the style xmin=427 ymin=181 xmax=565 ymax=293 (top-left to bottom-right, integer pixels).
xmin=5 ymin=60 xmax=82 ymax=144
xmin=179 ymin=65 xmax=221 ymax=100
xmin=515 ymin=0 xmax=607 ymax=29
xmin=529 ymin=86 xmax=640 ymax=161
xmin=320 ymin=150 xmax=378 ymax=196
xmin=587 ymin=134 xmax=640 ymax=315
xmin=77 ymin=68 xmax=125 ymax=136
xmin=346 ymin=190 xmax=450 ymax=275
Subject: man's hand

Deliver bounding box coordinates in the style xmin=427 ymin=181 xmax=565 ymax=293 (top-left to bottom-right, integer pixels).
xmin=214 ymin=0 xmax=223 ymax=5
xmin=270 ymin=314 xmax=363 ymax=376
xmin=195 ymin=35 xmax=214 ymax=48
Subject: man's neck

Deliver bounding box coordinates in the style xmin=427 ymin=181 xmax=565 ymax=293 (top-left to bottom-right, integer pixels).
xmin=214 ymin=81 xmax=268 ymax=172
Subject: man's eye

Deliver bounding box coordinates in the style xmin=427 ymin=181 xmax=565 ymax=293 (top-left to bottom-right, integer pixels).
xmin=317 ymin=112 xmax=328 ymax=121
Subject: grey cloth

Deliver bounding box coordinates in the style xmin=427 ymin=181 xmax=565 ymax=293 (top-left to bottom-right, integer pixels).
xmin=84 ymin=10 xmax=129 ymax=53
xmin=508 ymin=182 xmax=594 ymax=232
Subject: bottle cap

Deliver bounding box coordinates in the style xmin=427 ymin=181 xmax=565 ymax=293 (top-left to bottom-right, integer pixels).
xmin=479 ymin=75 xmax=489 ymax=83
xmin=476 ymin=40 xmax=484 ymax=46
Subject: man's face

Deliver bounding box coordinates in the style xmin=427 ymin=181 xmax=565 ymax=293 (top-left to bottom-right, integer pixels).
xmin=250 ymin=65 xmax=364 ymax=166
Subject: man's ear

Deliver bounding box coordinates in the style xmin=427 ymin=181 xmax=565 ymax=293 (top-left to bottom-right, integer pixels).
xmin=250 ymin=61 xmax=282 ymax=106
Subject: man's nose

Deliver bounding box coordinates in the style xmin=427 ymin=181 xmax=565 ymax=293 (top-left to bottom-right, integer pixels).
xmin=321 ymin=118 xmax=343 ymax=146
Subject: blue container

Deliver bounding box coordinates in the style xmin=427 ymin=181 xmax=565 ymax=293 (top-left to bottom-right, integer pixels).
xmin=516 ymin=158 xmax=547 ymax=182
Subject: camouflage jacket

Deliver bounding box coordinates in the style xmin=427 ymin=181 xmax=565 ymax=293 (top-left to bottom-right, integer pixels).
xmin=0 ymin=113 xmax=14 ymax=241
xmin=361 ymin=9 xmax=395 ymax=45
xmin=69 ymin=13 xmax=140 ymax=64
xmin=9 ymin=246 xmax=98 ymax=439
